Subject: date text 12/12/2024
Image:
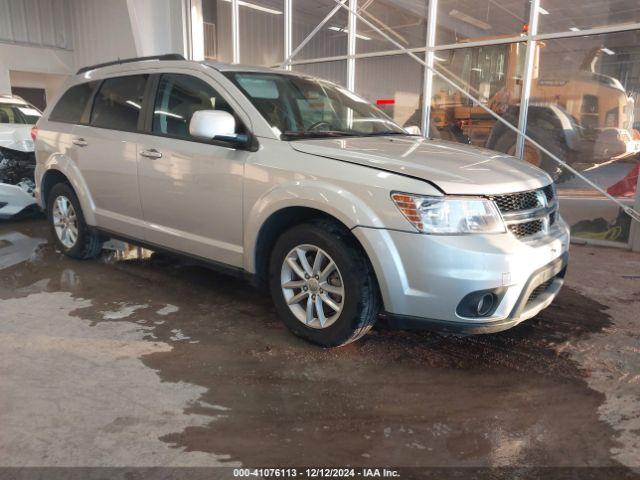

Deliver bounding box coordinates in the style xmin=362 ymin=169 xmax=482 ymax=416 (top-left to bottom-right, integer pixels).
xmin=233 ymin=468 xmax=401 ymax=478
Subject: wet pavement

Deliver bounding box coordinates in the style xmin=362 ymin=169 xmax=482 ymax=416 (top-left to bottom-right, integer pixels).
xmin=0 ymin=218 xmax=639 ymax=473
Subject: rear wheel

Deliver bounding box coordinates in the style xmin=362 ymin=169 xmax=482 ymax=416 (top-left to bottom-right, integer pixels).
xmin=47 ymin=183 xmax=103 ymax=259
xmin=269 ymin=221 xmax=379 ymax=347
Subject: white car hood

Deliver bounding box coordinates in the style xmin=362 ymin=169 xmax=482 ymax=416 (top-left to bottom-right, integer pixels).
xmin=0 ymin=124 xmax=35 ymax=152
xmin=290 ymin=136 xmax=552 ymax=195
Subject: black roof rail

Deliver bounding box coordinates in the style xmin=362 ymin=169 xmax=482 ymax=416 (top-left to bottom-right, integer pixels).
xmin=76 ymin=54 xmax=186 ymax=75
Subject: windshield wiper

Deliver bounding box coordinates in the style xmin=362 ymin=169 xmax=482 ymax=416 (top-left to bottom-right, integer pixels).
xmin=360 ymin=131 xmax=410 ymax=137
xmin=281 ymin=130 xmax=358 ymax=140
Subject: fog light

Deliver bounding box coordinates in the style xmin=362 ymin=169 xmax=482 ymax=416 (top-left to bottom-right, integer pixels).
xmin=456 ymin=288 xmax=505 ymax=319
xmin=476 ymin=293 xmax=495 ymax=317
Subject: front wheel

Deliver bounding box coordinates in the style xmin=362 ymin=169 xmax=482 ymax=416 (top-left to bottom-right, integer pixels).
xmin=47 ymin=183 xmax=103 ymax=259
xmin=269 ymin=221 xmax=380 ymax=347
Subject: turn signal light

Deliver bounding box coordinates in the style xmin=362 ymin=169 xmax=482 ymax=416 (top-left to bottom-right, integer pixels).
xmin=391 ymin=193 xmax=424 ymax=230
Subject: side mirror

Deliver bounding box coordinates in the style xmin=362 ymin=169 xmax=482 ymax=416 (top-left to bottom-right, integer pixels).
xmin=405 ymin=125 xmax=421 ymax=136
xmin=189 ymin=110 xmax=237 ymax=141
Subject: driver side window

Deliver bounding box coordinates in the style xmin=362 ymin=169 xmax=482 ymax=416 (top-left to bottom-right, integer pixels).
xmin=152 ymin=74 xmax=244 ymax=140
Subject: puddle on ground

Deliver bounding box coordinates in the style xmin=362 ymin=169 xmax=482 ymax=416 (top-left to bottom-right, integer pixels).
xmin=0 ymin=219 xmax=635 ymax=469
xmin=0 ymin=290 xmax=238 ymax=466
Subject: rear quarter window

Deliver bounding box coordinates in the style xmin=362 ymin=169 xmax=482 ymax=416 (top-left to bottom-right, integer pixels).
xmin=90 ymin=75 xmax=148 ymax=132
xmin=49 ymin=82 xmax=99 ymax=124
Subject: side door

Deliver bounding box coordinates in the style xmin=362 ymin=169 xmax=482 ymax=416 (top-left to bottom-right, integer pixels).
xmin=37 ymin=81 xmax=99 ymax=212
xmin=72 ymin=74 xmax=150 ymax=238
xmin=137 ymin=72 xmax=248 ymax=267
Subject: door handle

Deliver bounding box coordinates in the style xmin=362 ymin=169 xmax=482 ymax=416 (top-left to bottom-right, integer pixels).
xmin=140 ymin=148 xmax=163 ymax=159
xmin=72 ymin=138 xmax=88 ymax=147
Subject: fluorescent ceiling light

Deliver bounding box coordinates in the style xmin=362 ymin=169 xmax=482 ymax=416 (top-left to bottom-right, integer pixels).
xmin=538 ymin=6 xmax=550 ymax=14
xmin=327 ymin=26 xmax=371 ymax=40
xmin=126 ymin=100 xmax=141 ymax=109
xmin=154 ymin=110 xmax=184 ymax=119
xmin=601 ymin=47 xmax=616 ymax=55
xmin=449 ymin=9 xmax=491 ymax=30
xmin=471 ymin=67 xmax=482 ymax=72
xmin=221 ymin=0 xmax=282 ymax=15
xmin=569 ymin=27 xmax=581 ymax=32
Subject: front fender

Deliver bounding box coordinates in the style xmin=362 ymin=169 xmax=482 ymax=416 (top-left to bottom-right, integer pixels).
xmin=243 ymin=180 xmax=386 ymax=273
xmin=37 ymin=155 xmax=97 ymax=226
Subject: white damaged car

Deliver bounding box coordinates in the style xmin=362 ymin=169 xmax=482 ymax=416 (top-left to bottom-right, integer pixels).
xmin=0 ymin=94 xmax=41 ymax=219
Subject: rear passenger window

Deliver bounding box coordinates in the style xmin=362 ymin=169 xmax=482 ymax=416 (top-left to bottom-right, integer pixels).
xmin=152 ymin=74 xmax=244 ymax=140
xmin=49 ymin=82 xmax=99 ymax=124
xmin=90 ymin=75 xmax=148 ymax=131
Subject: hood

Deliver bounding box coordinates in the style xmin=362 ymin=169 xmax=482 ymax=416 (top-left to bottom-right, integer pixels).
xmin=0 ymin=125 xmax=35 ymax=153
xmin=290 ymin=136 xmax=552 ymax=195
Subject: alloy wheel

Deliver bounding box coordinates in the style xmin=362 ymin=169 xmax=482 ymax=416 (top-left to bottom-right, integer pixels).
xmin=280 ymin=244 xmax=345 ymax=329
xmin=52 ymin=195 xmax=79 ymax=248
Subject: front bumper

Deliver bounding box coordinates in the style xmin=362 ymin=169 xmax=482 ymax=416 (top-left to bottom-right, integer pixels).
xmin=0 ymin=182 xmax=37 ymax=219
xmin=0 ymin=146 xmax=37 ymax=219
xmin=353 ymin=217 xmax=570 ymax=333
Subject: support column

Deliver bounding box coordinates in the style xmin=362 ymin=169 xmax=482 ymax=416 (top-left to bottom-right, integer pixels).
xmin=188 ymin=0 xmax=204 ymax=60
xmin=126 ymin=0 xmax=188 ymax=58
xmin=232 ymin=0 xmax=240 ymax=63
xmin=346 ymin=0 xmax=357 ymax=90
xmin=515 ymin=0 xmax=540 ymax=159
xmin=284 ymin=0 xmax=292 ymax=70
xmin=421 ymin=0 xmax=438 ymax=137
xmin=0 ymin=66 xmax=10 ymax=94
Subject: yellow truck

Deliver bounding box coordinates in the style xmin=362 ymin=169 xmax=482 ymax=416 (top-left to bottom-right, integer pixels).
xmin=428 ymin=42 xmax=638 ymax=172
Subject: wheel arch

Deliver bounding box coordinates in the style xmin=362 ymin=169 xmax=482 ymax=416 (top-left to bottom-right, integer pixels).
xmin=39 ymin=160 xmax=96 ymax=225
xmin=252 ymin=206 xmax=379 ymax=289
xmin=41 ymin=170 xmax=70 ymax=208
xmin=244 ymin=177 xmax=391 ymax=276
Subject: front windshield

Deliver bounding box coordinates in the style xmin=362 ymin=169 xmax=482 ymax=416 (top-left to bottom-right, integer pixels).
xmin=0 ymin=103 xmax=42 ymax=125
xmin=224 ymin=72 xmax=407 ymax=139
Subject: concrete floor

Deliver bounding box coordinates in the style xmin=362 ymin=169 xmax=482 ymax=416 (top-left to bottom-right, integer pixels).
xmin=0 ymin=218 xmax=639 ymax=473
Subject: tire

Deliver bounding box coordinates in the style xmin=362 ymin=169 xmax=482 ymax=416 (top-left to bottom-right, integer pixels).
xmin=268 ymin=220 xmax=380 ymax=347
xmin=493 ymin=130 xmax=564 ymax=179
xmin=47 ymin=182 xmax=103 ymax=259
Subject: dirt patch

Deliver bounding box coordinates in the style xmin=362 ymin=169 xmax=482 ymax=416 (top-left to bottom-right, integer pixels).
xmin=0 ymin=220 xmax=632 ymax=469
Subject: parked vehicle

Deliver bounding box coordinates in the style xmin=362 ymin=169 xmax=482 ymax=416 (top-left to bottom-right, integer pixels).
xmin=34 ymin=55 xmax=569 ymax=347
xmin=0 ymin=94 xmax=41 ymax=219
xmin=430 ymin=43 xmax=637 ymax=171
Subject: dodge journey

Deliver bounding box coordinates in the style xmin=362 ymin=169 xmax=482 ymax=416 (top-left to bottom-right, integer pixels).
xmin=34 ymin=55 xmax=569 ymax=347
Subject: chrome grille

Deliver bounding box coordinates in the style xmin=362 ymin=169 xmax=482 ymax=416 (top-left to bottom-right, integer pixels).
xmin=493 ymin=191 xmax=539 ymax=212
xmin=508 ymin=220 xmax=544 ymax=237
xmin=490 ymin=185 xmax=558 ymax=240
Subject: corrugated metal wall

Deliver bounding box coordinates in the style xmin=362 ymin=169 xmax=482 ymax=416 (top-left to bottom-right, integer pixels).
xmin=216 ymin=1 xmax=233 ymax=62
xmin=70 ymin=0 xmax=137 ymax=70
xmin=292 ymin=60 xmax=347 ymax=86
xmin=239 ymin=0 xmax=284 ymax=66
xmin=0 ymin=0 xmax=73 ymax=50
xmin=293 ymin=0 xmax=349 ymax=60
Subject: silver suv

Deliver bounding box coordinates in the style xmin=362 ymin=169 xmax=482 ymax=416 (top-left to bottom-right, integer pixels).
xmin=34 ymin=55 xmax=569 ymax=347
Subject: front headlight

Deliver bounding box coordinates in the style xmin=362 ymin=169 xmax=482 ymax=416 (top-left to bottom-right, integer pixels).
xmin=391 ymin=192 xmax=506 ymax=234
